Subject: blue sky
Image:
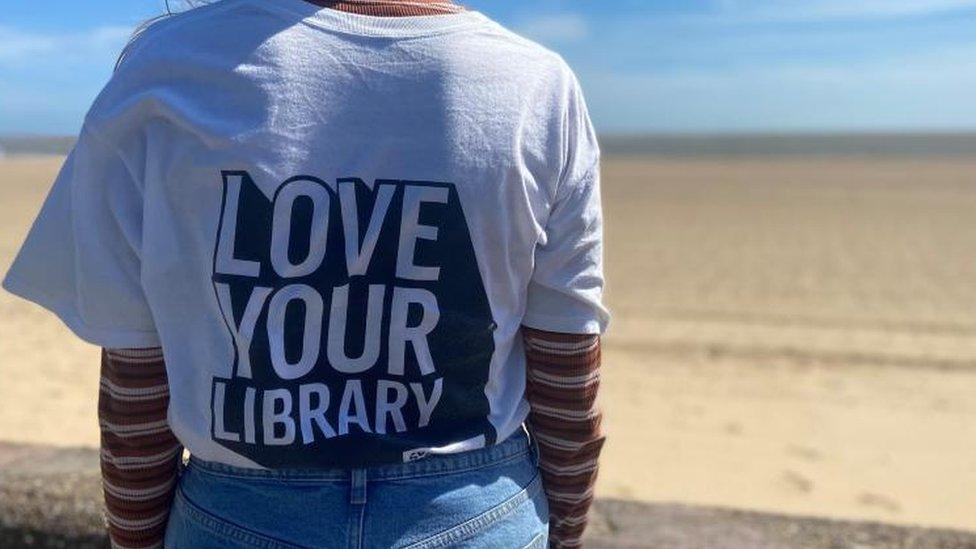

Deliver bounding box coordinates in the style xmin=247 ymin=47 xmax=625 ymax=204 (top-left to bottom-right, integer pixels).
xmin=2 ymin=0 xmax=976 ymax=135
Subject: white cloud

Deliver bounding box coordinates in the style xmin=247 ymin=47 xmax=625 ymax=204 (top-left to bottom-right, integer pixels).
xmin=714 ymin=0 xmax=976 ymax=23
xmin=0 ymin=25 xmax=132 ymax=65
xmin=514 ymin=13 xmax=589 ymax=44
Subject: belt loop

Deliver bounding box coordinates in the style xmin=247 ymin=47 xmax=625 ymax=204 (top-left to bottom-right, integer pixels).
xmin=350 ymin=469 xmax=367 ymax=505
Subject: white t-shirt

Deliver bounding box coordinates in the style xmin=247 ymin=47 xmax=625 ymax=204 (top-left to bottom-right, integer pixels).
xmin=3 ymin=0 xmax=609 ymax=468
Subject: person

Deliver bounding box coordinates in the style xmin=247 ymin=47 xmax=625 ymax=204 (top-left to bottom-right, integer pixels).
xmin=3 ymin=0 xmax=609 ymax=547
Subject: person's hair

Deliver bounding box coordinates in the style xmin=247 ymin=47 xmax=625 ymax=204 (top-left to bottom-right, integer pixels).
xmin=115 ymin=0 xmax=216 ymax=70
xmin=165 ymin=0 xmax=215 ymax=13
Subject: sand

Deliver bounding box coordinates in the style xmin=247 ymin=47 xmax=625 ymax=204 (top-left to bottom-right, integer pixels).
xmin=2 ymin=155 xmax=975 ymax=532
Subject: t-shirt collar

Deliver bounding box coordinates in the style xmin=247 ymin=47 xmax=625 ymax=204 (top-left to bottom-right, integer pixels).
xmin=251 ymin=0 xmax=491 ymax=38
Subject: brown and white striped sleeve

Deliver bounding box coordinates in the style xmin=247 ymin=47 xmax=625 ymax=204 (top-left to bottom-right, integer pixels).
xmin=99 ymin=347 xmax=183 ymax=549
xmin=522 ymin=326 xmax=605 ymax=549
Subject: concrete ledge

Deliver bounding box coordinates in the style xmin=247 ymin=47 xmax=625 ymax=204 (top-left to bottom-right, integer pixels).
xmin=0 ymin=443 xmax=105 ymax=548
xmin=3 ymin=442 xmax=975 ymax=548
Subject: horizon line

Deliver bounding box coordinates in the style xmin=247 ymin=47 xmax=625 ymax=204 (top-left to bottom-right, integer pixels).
xmin=4 ymin=129 xmax=976 ymax=140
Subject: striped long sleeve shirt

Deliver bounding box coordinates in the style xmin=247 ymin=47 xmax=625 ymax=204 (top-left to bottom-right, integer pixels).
xmin=99 ymin=348 xmax=183 ymax=549
xmin=523 ymin=327 xmax=605 ymax=548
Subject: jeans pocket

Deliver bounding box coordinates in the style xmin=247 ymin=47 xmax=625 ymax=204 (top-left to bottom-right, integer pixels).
xmin=165 ymin=485 xmax=301 ymax=549
xmin=405 ymin=474 xmax=548 ymax=549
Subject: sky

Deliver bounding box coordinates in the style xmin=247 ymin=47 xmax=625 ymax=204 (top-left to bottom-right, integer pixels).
xmin=2 ymin=0 xmax=976 ymax=135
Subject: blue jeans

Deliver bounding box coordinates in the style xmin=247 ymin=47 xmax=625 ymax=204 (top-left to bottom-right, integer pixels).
xmin=163 ymin=429 xmax=549 ymax=548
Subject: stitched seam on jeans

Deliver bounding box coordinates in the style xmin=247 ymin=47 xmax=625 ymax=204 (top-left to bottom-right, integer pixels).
xmin=185 ymin=447 xmax=528 ymax=483
xmin=187 ymin=458 xmax=348 ymax=483
xmin=375 ymin=449 xmax=531 ymax=482
xmin=356 ymin=503 xmax=366 ymax=549
xmin=404 ymin=474 xmax=543 ymax=549
xmin=190 ymin=466 xmax=346 ymax=484
xmin=523 ymin=532 xmax=546 ymax=549
xmin=175 ymin=484 xmax=303 ymax=548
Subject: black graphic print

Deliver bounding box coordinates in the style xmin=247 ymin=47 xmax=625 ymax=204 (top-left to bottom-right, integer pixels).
xmin=210 ymin=171 xmax=496 ymax=467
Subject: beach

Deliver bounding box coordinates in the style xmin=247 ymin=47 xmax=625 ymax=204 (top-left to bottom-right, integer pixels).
xmin=2 ymin=154 xmax=975 ymax=533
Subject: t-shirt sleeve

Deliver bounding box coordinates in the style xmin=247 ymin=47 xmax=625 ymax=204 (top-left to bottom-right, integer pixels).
xmin=2 ymin=123 xmax=160 ymax=348
xmin=522 ymin=74 xmax=611 ymax=335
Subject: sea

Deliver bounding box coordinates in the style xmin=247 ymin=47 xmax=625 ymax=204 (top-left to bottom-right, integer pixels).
xmin=3 ymin=133 xmax=976 ymax=158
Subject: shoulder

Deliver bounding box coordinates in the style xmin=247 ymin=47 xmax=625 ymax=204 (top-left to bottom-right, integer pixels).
xmin=114 ymin=0 xmax=250 ymax=71
xmin=86 ymin=0 xmax=263 ymax=130
xmin=469 ymin=19 xmax=577 ymax=82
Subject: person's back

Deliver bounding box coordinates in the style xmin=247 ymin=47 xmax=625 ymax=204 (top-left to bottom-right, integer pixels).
xmin=4 ymin=1 xmax=609 ymax=546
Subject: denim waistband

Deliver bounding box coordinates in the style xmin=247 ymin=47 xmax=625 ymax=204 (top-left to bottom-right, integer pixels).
xmin=186 ymin=429 xmax=532 ymax=482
